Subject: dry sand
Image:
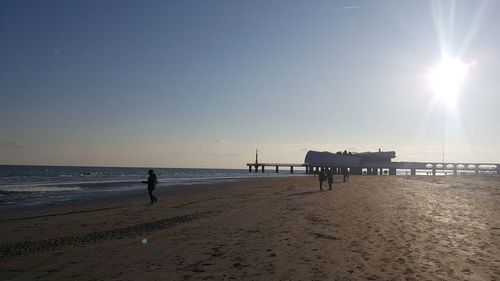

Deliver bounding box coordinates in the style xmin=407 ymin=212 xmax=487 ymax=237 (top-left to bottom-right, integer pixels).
xmin=1 ymin=175 xmax=499 ymax=280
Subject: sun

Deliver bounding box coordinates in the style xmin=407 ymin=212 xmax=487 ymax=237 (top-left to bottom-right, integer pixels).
xmin=428 ymin=56 xmax=469 ymax=105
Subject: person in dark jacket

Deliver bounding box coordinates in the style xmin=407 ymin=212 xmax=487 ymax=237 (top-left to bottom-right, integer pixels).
xmin=326 ymin=168 xmax=334 ymax=191
xmin=342 ymin=167 xmax=350 ymax=182
xmin=142 ymin=169 xmax=158 ymax=204
xmin=319 ymin=168 xmax=326 ymax=191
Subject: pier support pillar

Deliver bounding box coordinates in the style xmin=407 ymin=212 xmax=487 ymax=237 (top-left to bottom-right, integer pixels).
xmin=432 ymin=169 xmax=436 ymax=176
xmin=475 ymin=169 xmax=479 ymax=175
xmin=249 ymin=166 xmax=252 ymax=173
xmin=411 ymin=169 xmax=416 ymax=176
xmin=453 ymin=169 xmax=457 ymax=175
xmin=254 ymin=166 xmax=258 ymax=173
xmin=261 ymin=166 xmax=265 ymax=173
xmin=389 ymin=168 xmax=396 ymax=175
xmin=350 ymin=167 xmax=361 ymax=175
xmin=290 ymin=166 xmax=294 ymax=174
xmin=275 ymin=166 xmax=279 ymax=173
xmin=379 ymin=168 xmax=383 ymax=175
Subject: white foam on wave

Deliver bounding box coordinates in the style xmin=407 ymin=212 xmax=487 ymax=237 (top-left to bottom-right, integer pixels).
xmin=0 ymin=179 xmax=142 ymax=188
xmin=0 ymin=186 xmax=82 ymax=192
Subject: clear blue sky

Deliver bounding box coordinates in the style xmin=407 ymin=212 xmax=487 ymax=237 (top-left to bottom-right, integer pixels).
xmin=1 ymin=0 xmax=499 ymax=168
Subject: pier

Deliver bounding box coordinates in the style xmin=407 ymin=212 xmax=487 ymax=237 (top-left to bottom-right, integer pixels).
xmin=247 ymin=150 xmax=500 ymax=175
xmin=247 ymin=163 xmax=305 ymax=173
xmin=246 ymin=161 xmax=500 ymax=175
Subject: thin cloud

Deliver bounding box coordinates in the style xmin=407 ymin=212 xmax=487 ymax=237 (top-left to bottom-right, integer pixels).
xmin=199 ymin=152 xmax=240 ymax=158
xmin=213 ymin=139 xmax=228 ymax=144
xmin=0 ymin=141 xmax=26 ymax=149
xmin=333 ymin=5 xmax=360 ymax=10
xmin=169 ymin=151 xmax=239 ymax=158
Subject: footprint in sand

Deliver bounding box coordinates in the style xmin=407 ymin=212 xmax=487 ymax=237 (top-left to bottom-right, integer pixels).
xmin=210 ymin=246 xmax=224 ymax=257
xmin=461 ymin=268 xmax=473 ymax=275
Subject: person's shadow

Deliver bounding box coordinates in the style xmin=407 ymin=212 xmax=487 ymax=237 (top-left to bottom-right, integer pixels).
xmin=288 ymin=190 xmax=323 ymax=197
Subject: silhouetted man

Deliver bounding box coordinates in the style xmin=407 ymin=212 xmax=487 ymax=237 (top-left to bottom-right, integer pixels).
xmin=326 ymin=168 xmax=333 ymax=191
xmin=142 ymin=169 xmax=158 ymax=204
xmin=319 ymin=168 xmax=326 ymax=191
xmin=343 ymin=167 xmax=350 ymax=182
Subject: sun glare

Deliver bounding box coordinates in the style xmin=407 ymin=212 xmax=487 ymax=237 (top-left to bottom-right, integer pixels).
xmin=428 ymin=56 xmax=469 ymax=105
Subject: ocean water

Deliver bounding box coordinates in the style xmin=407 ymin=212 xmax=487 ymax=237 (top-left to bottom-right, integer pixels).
xmin=0 ymin=165 xmax=302 ymax=209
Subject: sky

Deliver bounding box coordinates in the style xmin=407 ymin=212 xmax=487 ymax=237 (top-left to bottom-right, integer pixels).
xmin=1 ymin=0 xmax=500 ymax=168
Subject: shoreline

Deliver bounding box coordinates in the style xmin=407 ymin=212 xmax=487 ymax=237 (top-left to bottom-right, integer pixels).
xmin=0 ymin=176 xmax=276 ymax=220
xmin=0 ymin=173 xmax=304 ymax=212
xmin=1 ymin=175 xmax=499 ymax=280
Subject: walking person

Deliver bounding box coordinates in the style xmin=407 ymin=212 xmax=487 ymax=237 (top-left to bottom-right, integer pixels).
xmin=343 ymin=167 xmax=350 ymax=182
xmin=318 ymin=168 xmax=326 ymax=191
xmin=142 ymin=169 xmax=158 ymax=204
xmin=326 ymin=168 xmax=334 ymax=191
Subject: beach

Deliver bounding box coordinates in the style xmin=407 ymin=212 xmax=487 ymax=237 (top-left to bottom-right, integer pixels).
xmin=1 ymin=175 xmax=499 ymax=280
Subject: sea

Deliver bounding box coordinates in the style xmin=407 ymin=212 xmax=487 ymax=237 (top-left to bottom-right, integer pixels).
xmin=0 ymin=165 xmax=301 ymax=210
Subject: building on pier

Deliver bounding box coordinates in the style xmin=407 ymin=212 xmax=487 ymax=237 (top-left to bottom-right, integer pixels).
xmin=304 ymin=150 xmax=396 ymax=175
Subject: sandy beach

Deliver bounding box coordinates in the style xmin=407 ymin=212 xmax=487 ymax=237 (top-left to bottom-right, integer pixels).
xmin=1 ymin=175 xmax=499 ymax=280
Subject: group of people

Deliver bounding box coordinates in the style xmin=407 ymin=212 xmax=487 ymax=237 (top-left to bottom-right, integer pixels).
xmin=317 ymin=167 xmax=350 ymax=191
xmin=144 ymin=166 xmax=351 ymax=204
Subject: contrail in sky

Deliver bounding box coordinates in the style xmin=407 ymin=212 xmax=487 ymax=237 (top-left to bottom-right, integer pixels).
xmin=333 ymin=5 xmax=360 ymax=10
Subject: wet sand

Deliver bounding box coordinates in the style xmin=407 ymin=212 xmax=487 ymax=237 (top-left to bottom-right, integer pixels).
xmin=1 ymin=175 xmax=499 ymax=280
